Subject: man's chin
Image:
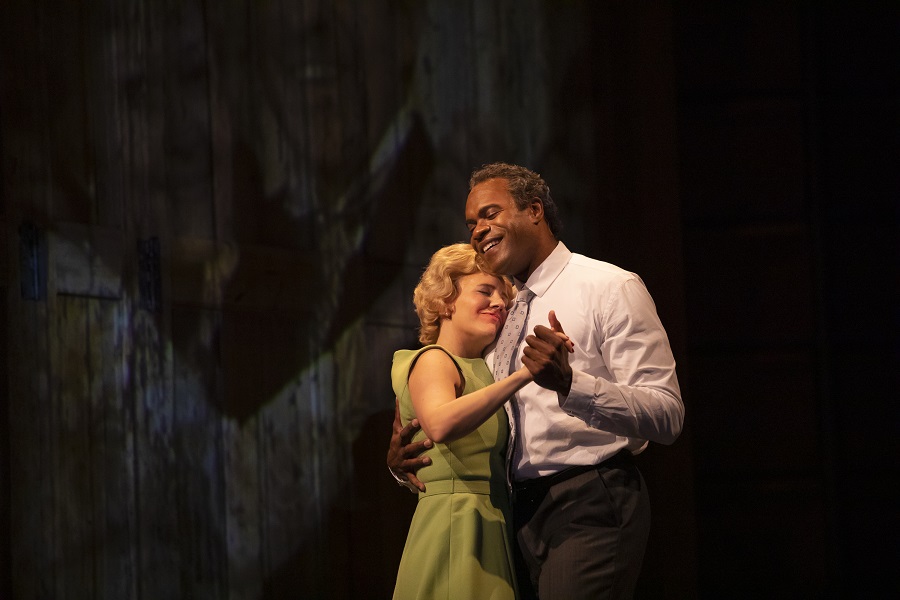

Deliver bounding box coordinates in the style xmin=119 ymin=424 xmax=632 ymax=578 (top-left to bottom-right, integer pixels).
xmin=482 ymin=253 xmax=505 ymax=273
xmin=490 ymin=262 xmax=515 ymax=280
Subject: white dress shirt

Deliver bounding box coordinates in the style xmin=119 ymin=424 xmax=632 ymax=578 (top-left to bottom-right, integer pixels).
xmin=485 ymin=242 xmax=684 ymax=480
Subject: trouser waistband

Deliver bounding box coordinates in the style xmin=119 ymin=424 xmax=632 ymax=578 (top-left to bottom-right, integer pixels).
xmin=512 ymin=450 xmax=634 ymax=497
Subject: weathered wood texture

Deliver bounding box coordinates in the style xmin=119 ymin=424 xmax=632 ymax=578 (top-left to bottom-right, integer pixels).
xmin=2 ymin=1 xmax=696 ymax=598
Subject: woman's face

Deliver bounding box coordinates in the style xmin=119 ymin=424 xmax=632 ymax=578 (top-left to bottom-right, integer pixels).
xmin=448 ymin=272 xmax=509 ymax=347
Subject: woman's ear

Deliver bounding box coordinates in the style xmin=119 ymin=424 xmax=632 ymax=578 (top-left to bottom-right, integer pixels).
xmin=441 ymin=301 xmax=455 ymax=318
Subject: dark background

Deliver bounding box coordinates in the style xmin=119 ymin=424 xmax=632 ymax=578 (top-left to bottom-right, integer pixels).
xmin=2 ymin=1 xmax=897 ymax=598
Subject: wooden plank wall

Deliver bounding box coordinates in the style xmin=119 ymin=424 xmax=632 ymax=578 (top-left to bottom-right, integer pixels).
xmin=1 ymin=1 xmax=696 ymax=598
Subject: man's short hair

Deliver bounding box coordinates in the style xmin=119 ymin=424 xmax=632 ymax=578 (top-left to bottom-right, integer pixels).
xmin=469 ymin=162 xmax=563 ymax=238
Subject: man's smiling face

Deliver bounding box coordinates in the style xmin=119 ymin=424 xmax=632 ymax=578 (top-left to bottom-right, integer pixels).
xmin=465 ymin=178 xmax=536 ymax=282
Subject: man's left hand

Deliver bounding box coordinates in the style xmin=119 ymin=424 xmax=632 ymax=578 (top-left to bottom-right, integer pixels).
xmin=523 ymin=311 xmax=573 ymax=395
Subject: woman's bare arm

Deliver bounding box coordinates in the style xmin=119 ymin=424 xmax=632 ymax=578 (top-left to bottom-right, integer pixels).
xmin=408 ymin=348 xmax=531 ymax=444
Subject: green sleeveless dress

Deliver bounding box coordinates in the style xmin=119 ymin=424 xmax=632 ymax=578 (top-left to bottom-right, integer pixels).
xmin=391 ymin=345 xmax=517 ymax=600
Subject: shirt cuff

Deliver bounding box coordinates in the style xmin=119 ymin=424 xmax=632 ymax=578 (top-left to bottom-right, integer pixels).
xmin=558 ymin=369 xmax=597 ymax=419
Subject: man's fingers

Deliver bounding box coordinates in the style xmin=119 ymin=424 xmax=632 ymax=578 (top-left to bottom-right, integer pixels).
xmin=524 ymin=333 xmax=559 ymax=359
xmin=391 ymin=468 xmax=427 ymax=494
xmin=400 ymin=454 xmax=431 ymax=471
xmin=530 ymin=325 xmax=566 ymax=347
xmin=521 ymin=353 xmax=539 ymax=373
xmin=400 ymin=439 xmax=433 ymax=462
xmin=405 ymin=473 xmax=426 ymax=493
xmin=398 ymin=418 xmax=422 ymax=445
xmin=521 ymin=346 xmax=556 ymax=379
xmin=394 ymin=445 xmax=430 ymax=493
xmin=522 ymin=339 xmax=556 ymax=367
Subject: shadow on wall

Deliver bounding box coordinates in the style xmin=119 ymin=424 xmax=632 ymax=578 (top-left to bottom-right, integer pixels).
xmin=205 ymin=115 xmax=434 ymax=423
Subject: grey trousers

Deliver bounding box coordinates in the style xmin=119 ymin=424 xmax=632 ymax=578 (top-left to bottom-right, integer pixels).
xmin=511 ymin=454 xmax=651 ymax=600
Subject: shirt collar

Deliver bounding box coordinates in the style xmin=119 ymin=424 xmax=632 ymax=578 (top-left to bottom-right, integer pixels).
xmin=514 ymin=241 xmax=571 ymax=298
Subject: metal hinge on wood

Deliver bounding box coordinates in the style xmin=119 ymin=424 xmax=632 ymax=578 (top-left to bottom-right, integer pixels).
xmin=19 ymin=221 xmax=47 ymax=300
xmin=138 ymin=237 xmax=162 ymax=312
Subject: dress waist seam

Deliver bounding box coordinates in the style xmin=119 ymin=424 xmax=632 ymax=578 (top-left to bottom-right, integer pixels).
xmin=418 ymin=479 xmax=492 ymax=497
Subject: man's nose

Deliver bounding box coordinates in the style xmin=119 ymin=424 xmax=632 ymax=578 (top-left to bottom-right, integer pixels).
xmin=472 ymin=221 xmax=488 ymax=241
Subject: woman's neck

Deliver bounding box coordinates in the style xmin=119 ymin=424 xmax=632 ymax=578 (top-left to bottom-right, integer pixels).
xmin=435 ymin=326 xmax=486 ymax=359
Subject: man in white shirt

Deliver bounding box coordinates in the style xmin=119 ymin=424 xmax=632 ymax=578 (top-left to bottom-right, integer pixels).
xmin=389 ymin=163 xmax=684 ymax=599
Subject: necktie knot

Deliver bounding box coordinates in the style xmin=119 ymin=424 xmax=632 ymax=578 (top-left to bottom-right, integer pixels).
xmin=516 ymin=287 xmax=535 ymax=304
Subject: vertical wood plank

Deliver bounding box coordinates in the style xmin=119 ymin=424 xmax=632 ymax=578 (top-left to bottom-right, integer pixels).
xmin=203 ymin=0 xmax=242 ymax=243
xmin=3 ymin=2 xmax=63 ymax=596
xmin=219 ymin=308 xmax=264 ymax=599
xmin=8 ymin=301 xmax=56 ymax=600
xmin=43 ymin=1 xmax=93 ymax=225
xmin=110 ymin=0 xmax=181 ymax=597
xmin=221 ymin=418 xmax=263 ymax=600
xmin=51 ymin=297 xmax=93 ymax=598
xmin=46 ymin=296 xmax=138 ymax=599
xmin=171 ymin=306 xmax=228 ymax=599
xmin=0 ymin=0 xmax=54 ymax=220
xmin=88 ymin=298 xmax=138 ymax=600
xmin=264 ymin=317 xmax=331 ymax=598
xmin=84 ymin=0 xmax=126 ymax=229
xmin=130 ymin=309 xmax=180 ymax=600
xmin=163 ymin=0 xmax=215 ymax=239
xmin=254 ymin=345 xmax=344 ymax=599
xmin=201 ymin=25 xmax=243 ymax=595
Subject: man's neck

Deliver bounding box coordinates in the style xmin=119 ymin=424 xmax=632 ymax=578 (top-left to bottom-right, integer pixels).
xmin=515 ymin=239 xmax=559 ymax=285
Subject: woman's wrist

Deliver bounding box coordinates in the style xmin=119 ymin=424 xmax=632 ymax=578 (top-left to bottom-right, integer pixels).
xmin=515 ymin=365 xmax=533 ymax=382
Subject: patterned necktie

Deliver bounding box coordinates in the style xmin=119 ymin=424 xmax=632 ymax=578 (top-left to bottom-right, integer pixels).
xmin=493 ymin=287 xmax=536 ymax=380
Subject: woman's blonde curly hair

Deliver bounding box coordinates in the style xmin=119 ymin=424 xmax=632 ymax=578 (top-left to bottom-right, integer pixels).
xmin=413 ymin=243 xmax=514 ymax=345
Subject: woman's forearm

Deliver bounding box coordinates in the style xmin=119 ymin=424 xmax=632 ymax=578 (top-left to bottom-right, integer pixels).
xmin=423 ymin=367 xmax=531 ymax=443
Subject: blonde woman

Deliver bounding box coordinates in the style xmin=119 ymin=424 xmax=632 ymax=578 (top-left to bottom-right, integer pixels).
xmin=391 ymin=243 xmax=574 ymax=599
xmin=391 ymin=243 xmax=528 ymax=600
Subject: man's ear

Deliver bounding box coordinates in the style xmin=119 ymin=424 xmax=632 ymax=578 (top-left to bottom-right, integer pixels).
xmin=528 ymin=199 xmax=544 ymax=224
